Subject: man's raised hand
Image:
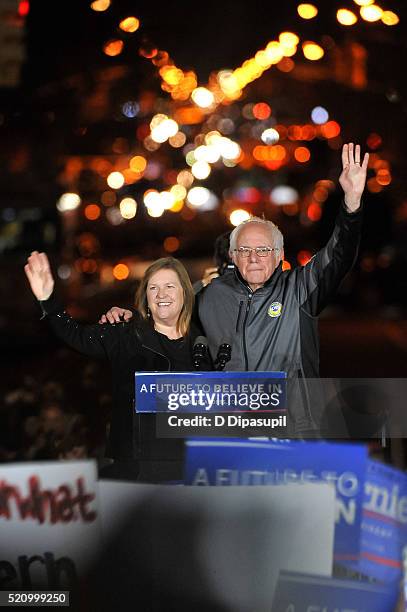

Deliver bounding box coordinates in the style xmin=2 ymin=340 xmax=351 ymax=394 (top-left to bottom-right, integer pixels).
xmin=339 ymin=143 xmax=369 ymax=212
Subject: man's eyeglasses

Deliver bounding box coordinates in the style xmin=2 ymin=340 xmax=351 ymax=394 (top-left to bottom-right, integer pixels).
xmin=233 ymin=247 xmax=281 ymax=258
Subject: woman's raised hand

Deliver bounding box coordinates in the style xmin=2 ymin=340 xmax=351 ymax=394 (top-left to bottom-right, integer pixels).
xmin=24 ymin=251 xmax=55 ymax=301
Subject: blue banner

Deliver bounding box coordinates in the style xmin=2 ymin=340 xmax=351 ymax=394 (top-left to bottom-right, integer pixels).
xmin=271 ymin=570 xmax=398 ymax=611
xmin=185 ymin=438 xmax=367 ymax=559
xmin=347 ymin=458 xmax=407 ymax=584
xmin=135 ymin=371 xmax=286 ymax=413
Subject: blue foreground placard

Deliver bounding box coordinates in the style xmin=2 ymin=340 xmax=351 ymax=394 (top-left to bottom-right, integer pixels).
xmin=346 ymin=458 xmax=407 ymax=584
xmin=135 ymin=371 xmax=286 ymax=413
xmin=185 ymin=438 xmax=367 ymax=560
xmin=271 ymin=570 xmax=398 ymax=611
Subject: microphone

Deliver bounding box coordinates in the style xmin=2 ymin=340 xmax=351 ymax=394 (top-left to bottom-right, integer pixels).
xmin=214 ymin=341 xmax=232 ymax=371
xmin=193 ymin=336 xmax=208 ymax=370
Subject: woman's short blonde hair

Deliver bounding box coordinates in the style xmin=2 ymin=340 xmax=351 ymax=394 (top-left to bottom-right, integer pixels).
xmin=135 ymin=257 xmax=194 ymax=337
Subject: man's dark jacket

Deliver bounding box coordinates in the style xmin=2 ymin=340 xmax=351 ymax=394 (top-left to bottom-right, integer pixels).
xmin=197 ymin=205 xmax=362 ymax=433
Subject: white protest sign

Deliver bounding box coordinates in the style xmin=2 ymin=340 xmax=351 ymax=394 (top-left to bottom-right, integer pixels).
xmin=0 ymin=460 xmax=100 ymax=590
xmin=99 ymin=480 xmax=335 ymax=612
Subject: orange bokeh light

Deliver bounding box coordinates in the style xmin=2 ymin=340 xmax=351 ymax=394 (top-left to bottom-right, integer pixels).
xmin=277 ymin=58 xmax=295 ymax=72
xmin=174 ymin=107 xmax=204 ymax=125
xmin=301 ymin=125 xmax=316 ymax=140
xmin=307 ymin=203 xmax=322 ymax=221
xmin=287 ymin=125 xmax=302 ymax=140
xmin=113 ymin=263 xmax=130 ymax=280
xmin=139 ymin=46 xmax=158 ymax=59
xmin=103 ymin=39 xmax=124 ymax=57
xmin=84 ymin=204 xmax=101 ymax=220
xmin=163 ymin=236 xmax=180 ymax=252
xmin=294 ymin=147 xmax=311 ymax=163
xmin=81 ymin=259 xmax=98 ymax=274
xmin=376 ymin=170 xmax=391 ymax=186
xmin=253 ymin=145 xmax=286 ymax=162
xmin=297 ymin=250 xmax=312 ymax=265
xmin=366 ymin=133 xmax=382 ymax=150
xmin=253 ymin=102 xmax=271 ymax=120
xmin=119 ymin=16 xmax=140 ymax=32
xmin=367 ymin=178 xmax=383 ymax=193
xmin=129 ymin=155 xmax=147 ymax=173
xmin=319 ymin=121 xmax=341 ymax=139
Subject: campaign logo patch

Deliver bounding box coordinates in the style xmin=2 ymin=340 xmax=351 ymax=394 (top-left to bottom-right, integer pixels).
xmin=268 ymin=302 xmax=282 ymax=318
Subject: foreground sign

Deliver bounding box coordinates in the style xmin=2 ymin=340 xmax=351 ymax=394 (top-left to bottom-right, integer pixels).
xmin=0 ymin=461 xmax=100 ymax=589
xmin=99 ymin=480 xmax=335 ymax=612
xmin=185 ymin=438 xmax=367 ymax=560
xmin=347 ymin=458 xmax=407 ymax=584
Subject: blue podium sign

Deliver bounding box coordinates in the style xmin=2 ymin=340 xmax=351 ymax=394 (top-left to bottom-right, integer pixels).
xmin=271 ymin=570 xmax=398 ymax=611
xmin=135 ymin=371 xmax=286 ymax=413
xmin=185 ymin=438 xmax=367 ymax=559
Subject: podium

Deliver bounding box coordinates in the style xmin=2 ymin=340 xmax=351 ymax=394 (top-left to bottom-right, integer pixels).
xmin=134 ymin=370 xmax=287 ymax=438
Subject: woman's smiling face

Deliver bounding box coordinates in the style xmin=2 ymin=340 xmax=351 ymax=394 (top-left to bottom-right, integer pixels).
xmin=146 ymin=268 xmax=184 ymax=328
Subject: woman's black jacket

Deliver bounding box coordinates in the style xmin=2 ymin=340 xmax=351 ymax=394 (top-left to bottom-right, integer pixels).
xmin=39 ymin=294 xmax=206 ymax=461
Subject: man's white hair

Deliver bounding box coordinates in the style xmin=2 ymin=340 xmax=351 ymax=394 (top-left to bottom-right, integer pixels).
xmin=229 ymin=216 xmax=284 ymax=254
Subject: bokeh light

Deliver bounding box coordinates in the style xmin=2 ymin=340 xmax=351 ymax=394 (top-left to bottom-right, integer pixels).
xmin=187 ymin=187 xmax=211 ymax=207
xmin=319 ymin=121 xmax=341 ymax=139
xmin=119 ymin=197 xmax=137 ymax=219
xmin=84 ymin=204 xmax=101 ymax=220
xmin=103 ymin=39 xmax=124 ymax=57
xmin=360 ymin=5 xmax=383 ymax=22
xmin=191 ymin=161 xmax=211 ymax=179
xmin=91 ymin=0 xmax=110 ymax=11
xmin=294 ymin=146 xmax=311 ymax=162
xmin=169 ymin=132 xmax=186 ymax=148
xmin=270 ymin=186 xmax=298 ymax=205
xmin=261 ymin=128 xmax=280 ymax=145
xmin=119 ymin=17 xmax=140 ymax=32
xmin=56 ymin=193 xmax=81 ymax=212
xmin=107 ymin=171 xmax=125 ymax=189
xmin=129 ymin=155 xmax=147 ymax=173
xmin=163 ymin=236 xmax=180 ymax=252
xmin=113 ymin=263 xmax=129 ymax=280
xmin=121 ymin=101 xmax=139 ymax=118
xmin=18 ymin=0 xmax=30 ymax=16
xmin=366 ymin=133 xmax=382 ymax=150
xmin=279 ymin=32 xmax=300 ymax=47
xmin=151 ymin=117 xmax=178 ymax=143
xmin=191 ymin=87 xmax=215 ymax=108
xmin=302 ymin=42 xmax=324 ymax=61
xmin=230 ymin=209 xmax=250 ymax=226
xmin=106 ymin=207 xmax=123 ymax=225
xmin=307 ymin=203 xmax=322 ymax=221
xmin=381 ymin=11 xmax=399 ymax=26
xmin=337 ymin=9 xmax=358 ymax=26
xmin=297 ymin=250 xmax=312 ymax=265
xmin=159 ymin=192 xmax=175 ymax=210
xmin=253 ymin=102 xmax=271 ymax=120
xmin=177 ymin=170 xmax=194 ymax=188
xmin=170 ymin=184 xmax=187 ymax=201
xmin=101 ymin=191 xmax=116 ymax=206
xmin=297 ymin=4 xmax=318 ymax=19
xmin=311 ymin=106 xmax=329 ymax=124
